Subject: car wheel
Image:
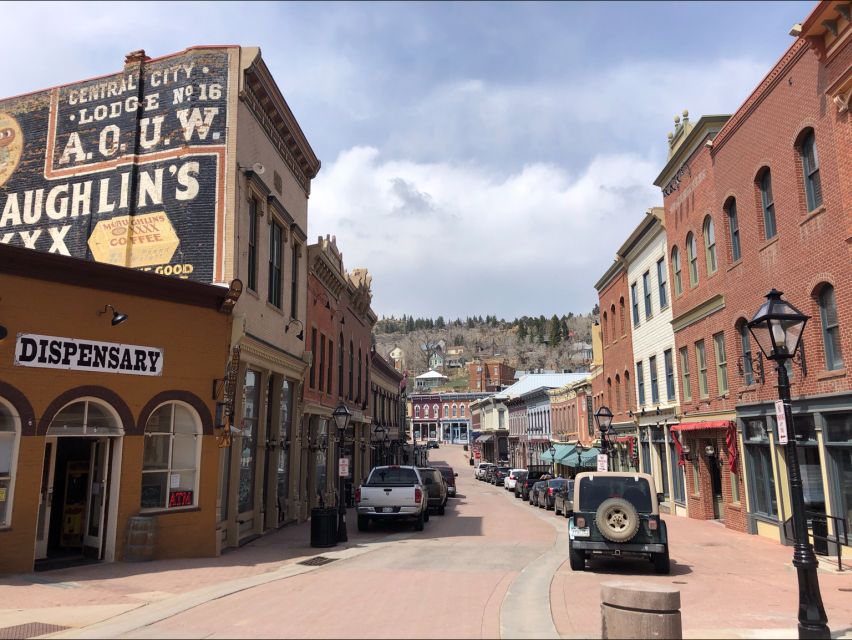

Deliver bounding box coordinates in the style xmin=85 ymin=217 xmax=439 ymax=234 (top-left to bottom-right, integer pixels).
xmin=555 ymin=504 xmax=562 ymax=516
xmin=563 ymin=507 xmax=570 ymax=519
xmin=595 ymin=498 xmax=641 ymax=542
xmin=653 ymin=549 xmax=671 ymax=574
xmin=438 ymin=504 xmax=445 ymax=515
xmin=569 ymin=544 xmax=586 ymax=571
xmin=424 ymin=509 xmax=430 ymax=522
xmin=357 ymin=515 xmax=369 ymax=532
xmin=414 ymin=511 xmax=425 ymax=532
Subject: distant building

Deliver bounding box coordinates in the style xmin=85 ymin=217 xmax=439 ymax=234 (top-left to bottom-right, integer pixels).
xmin=388 ymin=346 xmax=405 ymax=371
xmin=468 ymin=359 xmax=515 ymax=392
xmin=445 ymin=345 xmax=467 ymax=368
xmin=414 ymin=369 xmax=448 ymax=391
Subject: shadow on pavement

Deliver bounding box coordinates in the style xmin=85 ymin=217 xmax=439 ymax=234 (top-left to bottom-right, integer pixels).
xmin=585 ymin=557 xmax=693 ymax=576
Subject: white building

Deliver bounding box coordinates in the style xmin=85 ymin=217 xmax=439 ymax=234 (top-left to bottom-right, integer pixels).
xmin=620 ymin=207 xmax=686 ymax=515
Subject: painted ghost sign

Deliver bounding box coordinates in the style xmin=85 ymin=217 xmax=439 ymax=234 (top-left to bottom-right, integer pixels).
xmin=0 ymin=49 xmax=230 ymax=283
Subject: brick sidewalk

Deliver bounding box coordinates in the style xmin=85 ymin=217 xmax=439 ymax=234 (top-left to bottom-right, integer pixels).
xmin=550 ymin=513 xmax=852 ymax=638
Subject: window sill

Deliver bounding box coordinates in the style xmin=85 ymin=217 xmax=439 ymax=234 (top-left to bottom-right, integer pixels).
xmin=800 ymin=204 xmax=826 ymax=226
xmin=726 ymin=259 xmax=743 ymax=272
xmin=659 ymin=304 xmax=669 ymax=312
xmin=816 ymin=368 xmax=846 ymax=381
xmin=246 ymin=288 xmax=260 ymax=300
xmin=266 ymin=302 xmax=285 ymax=316
xmin=758 ymin=235 xmax=779 ymax=253
xmin=140 ymin=506 xmax=201 ymax=516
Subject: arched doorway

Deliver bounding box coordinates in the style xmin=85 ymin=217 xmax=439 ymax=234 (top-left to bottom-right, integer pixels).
xmin=36 ymin=398 xmax=124 ymax=567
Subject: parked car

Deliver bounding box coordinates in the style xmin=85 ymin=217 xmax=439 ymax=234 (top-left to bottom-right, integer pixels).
xmin=433 ymin=464 xmax=458 ymax=497
xmin=541 ymin=478 xmax=570 ymax=511
xmin=568 ymin=471 xmax=670 ymax=574
xmin=504 ymin=469 xmax=526 ymax=491
xmin=519 ymin=470 xmax=549 ymax=501
xmin=483 ymin=466 xmax=499 ymax=484
xmin=513 ymin=471 xmax=528 ymax=498
xmin=475 ymin=462 xmax=495 ymax=480
xmin=419 ymin=467 xmax=449 ymax=515
xmin=356 ymin=465 xmax=429 ymax=532
xmin=491 ymin=466 xmax=511 ymax=486
xmin=426 ymin=440 xmax=440 ymax=449
xmin=554 ymin=479 xmax=575 ymax=516
xmin=529 ymin=480 xmax=548 ymax=507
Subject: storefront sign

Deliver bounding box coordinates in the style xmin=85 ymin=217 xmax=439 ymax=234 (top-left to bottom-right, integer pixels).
xmin=775 ymin=400 xmax=789 ymax=444
xmin=0 ymin=49 xmax=230 ymax=283
xmin=168 ymin=490 xmax=193 ymax=508
xmin=14 ymin=332 xmax=163 ymax=376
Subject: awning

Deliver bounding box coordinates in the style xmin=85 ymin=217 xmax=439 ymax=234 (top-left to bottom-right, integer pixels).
xmin=475 ymin=434 xmax=494 ymax=443
xmin=671 ymin=420 xmax=732 ymax=432
xmin=579 ymin=447 xmax=602 ymax=467
xmin=541 ymin=443 xmax=575 ymax=462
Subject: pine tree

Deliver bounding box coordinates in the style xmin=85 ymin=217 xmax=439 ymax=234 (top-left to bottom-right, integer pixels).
xmin=549 ymin=314 xmax=562 ymax=346
xmin=517 ymin=323 xmax=528 ymax=343
xmin=436 ymin=316 xmax=445 ymax=329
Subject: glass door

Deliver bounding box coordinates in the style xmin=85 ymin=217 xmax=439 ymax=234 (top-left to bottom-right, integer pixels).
xmin=35 ymin=438 xmax=57 ymax=560
xmin=83 ymin=438 xmax=110 ymax=558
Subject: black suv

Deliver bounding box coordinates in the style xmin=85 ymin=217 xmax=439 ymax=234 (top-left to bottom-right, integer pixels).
xmin=519 ymin=471 xmax=549 ymax=501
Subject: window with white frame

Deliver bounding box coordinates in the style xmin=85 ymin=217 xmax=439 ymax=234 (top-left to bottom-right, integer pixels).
xmin=415 ymin=405 xmax=421 ymax=419
xmin=443 ymin=404 xmax=449 ymax=418
xmin=461 ymin=404 xmax=466 ymax=418
xmin=0 ymin=400 xmax=20 ymax=527
xmin=141 ymin=402 xmax=201 ymax=510
xmin=703 ymin=216 xmax=717 ymax=275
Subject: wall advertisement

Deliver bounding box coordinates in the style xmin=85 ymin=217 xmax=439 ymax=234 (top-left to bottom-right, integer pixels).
xmin=0 ymin=48 xmax=231 ymax=283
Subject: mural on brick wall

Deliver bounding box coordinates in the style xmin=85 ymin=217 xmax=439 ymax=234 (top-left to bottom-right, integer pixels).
xmin=0 ymin=49 xmax=230 ymax=283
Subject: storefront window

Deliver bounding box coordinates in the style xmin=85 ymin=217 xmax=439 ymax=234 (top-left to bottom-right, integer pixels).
xmin=278 ymin=380 xmax=292 ymax=524
xmin=314 ymin=418 xmax=328 ymax=503
xmin=141 ymin=402 xmax=201 ymax=510
xmin=825 ymin=412 xmax=852 ymax=531
xmin=239 ymin=369 xmax=260 ymax=514
xmin=745 ymin=418 xmax=777 ymax=518
xmin=669 ymin=440 xmax=685 ymax=503
xmin=0 ymin=401 xmax=19 ymax=527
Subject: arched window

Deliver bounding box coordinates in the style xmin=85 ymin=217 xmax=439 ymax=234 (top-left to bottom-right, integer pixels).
xmin=415 ymin=405 xmax=421 ymax=419
xmin=615 ymin=374 xmax=621 ymax=412
xmin=602 ymin=312 xmax=609 ymax=345
xmin=737 ymin=319 xmax=754 ymax=386
xmin=725 ymin=198 xmax=741 ymax=262
xmin=338 ymin=333 xmax=344 ymax=397
xmin=443 ymin=404 xmax=449 ymax=418
xmin=357 ymin=348 xmax=363 ymax=402
xmin=0 ymin=399 xmax=20 ymax=527
xmin=48 ymin=399 xmax=122 ymax=436
xmin=817 ymin=284 xmax=844 ymax=371
xmin=686 ymin=232 xmax=698 ymax=286
xmin=141 ymin=402 xmax=201 ymax=510
xmin=433 ymin=404 xmax=439 ymax=420
xmin=758 ymin=169 xmax=777 ymax=239
xmin=607 ymin=378 xmax=613 ymax=409
xmin=703 ymin=216 xmax=717 ymax=274
xmin=610 ymin=305 xmax=616 ymax=340
xmin=671 ymin=246 xmax=682 ymax=296
xmin=452 ymin=404 xmax=457 ymax=417
xmin=460 ymin=404 xmax=466 ymax=418
xmin=619 ymin=297 xmax=625 ymax=335
xmin=800 ymin=131 xmax=822 ymax=211
xmin=624 ymin=370 xmax=632 ymax=411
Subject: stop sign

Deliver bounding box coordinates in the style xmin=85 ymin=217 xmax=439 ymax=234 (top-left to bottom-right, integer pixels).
xmin=474 ymin=451 xmax=481 ymax=459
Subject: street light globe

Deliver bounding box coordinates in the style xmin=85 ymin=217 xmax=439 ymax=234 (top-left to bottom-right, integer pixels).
xmin=332 ymin=403 xmax=352 ymax=434
xmin=747 ymin=289 xmax=809 ymax=361
xmin=594 ymin=405 xmax=614 ymax=433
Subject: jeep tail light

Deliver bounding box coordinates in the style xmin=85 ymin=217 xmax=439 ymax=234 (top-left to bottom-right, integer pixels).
xmin=355 ymin=487 xmax=361 ymax=503
xmin=649 ymin=518 xmax=658 ymax=531
xmin=548 ymin=488 xmax=554 ymax=496
xmin=415 ymin=488 xmax=422 ymax=503
xmin=575 ymin=516 xmax=586 ymax=528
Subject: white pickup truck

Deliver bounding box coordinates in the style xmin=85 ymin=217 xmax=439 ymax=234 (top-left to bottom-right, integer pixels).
xmin=355 ymin=465 xmax=429 ymax=532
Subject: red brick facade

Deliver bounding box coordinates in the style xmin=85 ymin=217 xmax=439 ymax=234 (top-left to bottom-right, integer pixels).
xmin=468 ymin=360 xmax=516 ymax=392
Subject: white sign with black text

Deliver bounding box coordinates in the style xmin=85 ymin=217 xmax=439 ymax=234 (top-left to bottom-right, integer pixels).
xmin=775 ymin=400 xmax=788 ymax=444
xmin=597 ymin=454 xmax=609 ymax=472
xmin=14 ymin=332 xmax=164 ymax=376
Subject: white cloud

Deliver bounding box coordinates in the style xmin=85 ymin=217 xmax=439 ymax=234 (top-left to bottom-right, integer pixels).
xmin=310 ymin=146 xmax=660 ymax=319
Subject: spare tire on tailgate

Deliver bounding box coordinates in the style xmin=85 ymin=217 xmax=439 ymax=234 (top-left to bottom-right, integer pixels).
xmin=595 ymin=497 xmax=640 ymax=542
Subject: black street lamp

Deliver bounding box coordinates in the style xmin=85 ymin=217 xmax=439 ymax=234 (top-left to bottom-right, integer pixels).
xmin=747 ymin=289 xmax=829 ymax=639
xmin=548 ymin=444 xmax=557 ymax=477
xmin=332 ymin=403 xmax=352 ymax=543
xmin=594 ymin=405 xmax=614 ymax=469
xmin=374 ymin=422 xmax=387 ymax=465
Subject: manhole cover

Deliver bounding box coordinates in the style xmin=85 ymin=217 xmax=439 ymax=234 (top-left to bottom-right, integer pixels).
xmin=297 ymin=556 xmax=338 ymax=567
xmin=0 ymin=622 xmax=70 ymax=639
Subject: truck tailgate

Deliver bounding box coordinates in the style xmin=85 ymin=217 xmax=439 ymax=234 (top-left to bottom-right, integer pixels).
xmin=360 ymin=486 xmax=416 ymax=508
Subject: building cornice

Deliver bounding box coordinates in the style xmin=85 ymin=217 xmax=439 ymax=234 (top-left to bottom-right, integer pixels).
xmin=654 ymin=115 xmax=730 ymax=188
xmin=671 ymin=294 xmax=726 ymax=333
xmin=594 ymin=258 xmax=625 ymax=293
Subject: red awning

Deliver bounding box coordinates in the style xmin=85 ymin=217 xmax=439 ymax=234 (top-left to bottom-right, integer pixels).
xmin=671 ymin=420 xmax=732 ymax=432
xmin=613 ymin=436 xmax=634 ymax=443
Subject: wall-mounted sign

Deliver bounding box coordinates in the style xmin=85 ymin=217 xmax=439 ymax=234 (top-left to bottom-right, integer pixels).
xmin=0 ymin=49 xmax=231 ymax=283
xmin=15 ymin=332 xmax=163 ymax=376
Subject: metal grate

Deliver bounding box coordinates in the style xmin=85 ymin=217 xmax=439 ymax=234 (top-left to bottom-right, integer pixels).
xmin=0 ymin=623 xmax=70 ymax=639
xmin=297 ymin=555 xmax=338 ymax=567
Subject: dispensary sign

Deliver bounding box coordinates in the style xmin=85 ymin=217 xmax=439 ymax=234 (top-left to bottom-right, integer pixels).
xmin=0 ymin=48 xmax=231 ymax=283
xmin=15 ymin=333 xmax=164 ymax=376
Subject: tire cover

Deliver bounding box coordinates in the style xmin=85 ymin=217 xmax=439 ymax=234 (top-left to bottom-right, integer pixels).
xmin=595 ymin=497 xmax=640 ymax=542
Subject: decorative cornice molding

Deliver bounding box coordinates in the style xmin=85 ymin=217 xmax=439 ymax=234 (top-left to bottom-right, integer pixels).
xmin=671 ymin=294 xmax=726 ymax=333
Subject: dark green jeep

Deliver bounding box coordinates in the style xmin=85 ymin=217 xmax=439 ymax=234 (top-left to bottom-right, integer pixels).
xmin=567 ymin=471 xmax=670 ymax=574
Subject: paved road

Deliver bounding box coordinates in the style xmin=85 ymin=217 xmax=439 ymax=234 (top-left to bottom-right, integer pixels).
xmin=2 ymin=444 xmax=850 ymax=639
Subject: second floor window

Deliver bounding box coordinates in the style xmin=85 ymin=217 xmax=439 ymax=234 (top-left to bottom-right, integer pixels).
xmin=636 ymin=362 xmax=645 ymax=406
xmin=703 ymin=216 xmax=717 ymax=274
xmin=649 ymin=355 xmax=659 ymax=404
xmin=643 ymin=271 xmax=652 ymax=319
xmin=818 ymin=284 xmax=844 ymax=371
xmin=714 ymin=332 xmax=728 ymax=395
xmin=657 ymin=258 xmax=668 ymax=309
xmin=664 ymin=349 xmax=675 ymax=401
xmin=686 ymin=232 xmax=699 ymax=286
xmin=268 ymin=222 xmax=282 ymax=307
xmin=672 ymin=246 xmax=682 ymax=296
xmin=696 ymin=340 xmax=708 ymax=398
xmin=679 ymin=346 xmax=691 ymax=402
xmin=759 ymin=170 xmax=777 ymax=240
xmin=740 ymin=323 xmax=754 ymax=386
xmin=800 ymin=131 xmax=822 ymax=211
xmin=290 ymin=242 xmax=300 ymax=318
xmin=247 ymin=197 xmax=259 ymax=291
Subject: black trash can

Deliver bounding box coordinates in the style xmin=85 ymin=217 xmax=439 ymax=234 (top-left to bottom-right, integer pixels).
xmin=310 ymin=507 xmax=338 ymax=548
xmin=811 ymin=515 xmax=829 ymax=555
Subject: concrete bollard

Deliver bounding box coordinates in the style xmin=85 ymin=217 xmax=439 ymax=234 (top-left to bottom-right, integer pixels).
xmin=601 ymin=582 xmax=682 ymax=639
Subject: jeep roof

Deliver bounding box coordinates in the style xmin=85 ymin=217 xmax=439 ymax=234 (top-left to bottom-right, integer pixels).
xmin=571 ymin=471 xmax=660 ymax=515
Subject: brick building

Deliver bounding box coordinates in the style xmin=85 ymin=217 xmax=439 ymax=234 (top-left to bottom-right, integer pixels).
xmin=370 ymin=349 xmax=405 ymax=469
xmin=468 ymin=359 xmax=516 ymax=392
xmin=303 ymin=235 xmax=376 ymax=510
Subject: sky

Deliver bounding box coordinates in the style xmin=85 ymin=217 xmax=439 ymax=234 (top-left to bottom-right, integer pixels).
xmin=1 ymin=1 xmax=815 ymax=320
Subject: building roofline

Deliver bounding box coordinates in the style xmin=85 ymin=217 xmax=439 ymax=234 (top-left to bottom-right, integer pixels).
xmin=593 ymin=258 xmax=625 ymax=293
xmin=653 ymin=115 xmax=730 ymax=187
xmin=616 ymin=208 xmax=664 ymax=260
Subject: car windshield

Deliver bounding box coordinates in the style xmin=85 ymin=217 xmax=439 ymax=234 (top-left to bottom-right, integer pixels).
xmin=547 ymin=479 xmax=567 ymax=488
xmin=436 ymin=467 xmax=454 ymax=481
xmin=578 ymin=476 xmax=653 ymax=513
xmin=367 ymin=467 xmax=420 ymax=486
xmin=498 ymin=467 xmax=510 ymax=473
xmin=527 ymin=472 xmax=547 ymax=480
